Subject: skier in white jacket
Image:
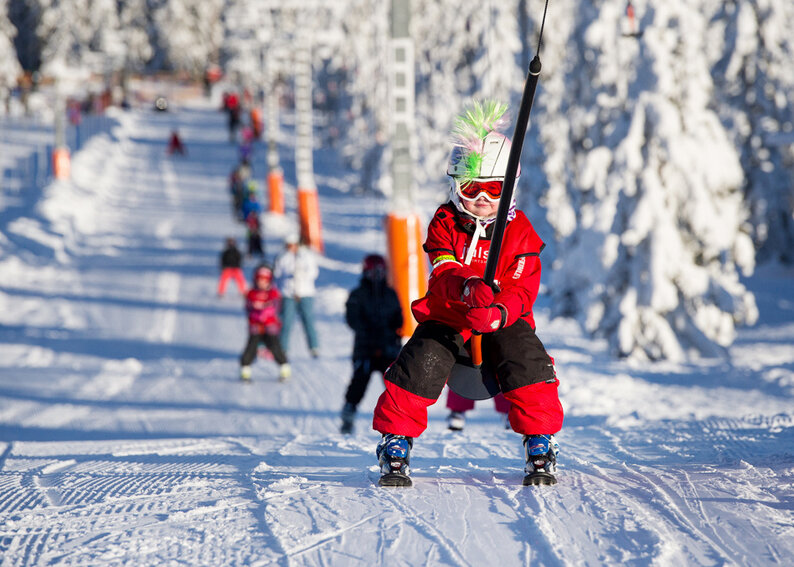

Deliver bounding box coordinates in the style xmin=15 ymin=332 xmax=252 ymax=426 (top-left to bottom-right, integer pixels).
xmin=274 ymin=233 xmax=320 ymax=357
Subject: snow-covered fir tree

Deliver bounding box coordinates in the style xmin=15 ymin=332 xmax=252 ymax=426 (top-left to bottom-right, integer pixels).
xmin=220 ymin=1 xmax=273 ymax=89
xmin=411 ymin=0 xmax=523 ymax=194
xmin=315 ymin=0 xmax=389 ymax=194
xmin=117 ymin=0 xmax=154 ymax=74
xmin=150 ymin=0 xmax=224 ymax=75
xmin=706 ymin=0 xmax=794 ymax=264
xmin=32 ymin=0 xmax=123 ymax=84
xmin=0 ymin=2 xmax=22 ymax=108
xmin=540 ymin=0 xmax=759 ymax=360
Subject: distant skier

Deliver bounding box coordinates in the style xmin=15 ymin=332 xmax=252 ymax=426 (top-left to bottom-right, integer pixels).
xmin=166 ymin=130 xmax=186 ymax=156
xmin=246 ymin=213 xmax=265 ymax=258
xmin=229 ymin=160 xmax=252 ymax=220
xmin=339 ymin=254 xmax=403 ymax=434
xmin=217 ymin=237 xmax=247 ymax=297
xmin=241 ymin=182 xmax=265 ymax=258
xmin=371 ymin=100 xmax=563 ymax=486
xmin=239 ymin=264 xmax=291 ymax=382
xmin=224 ymin=91 xmax=241 ymax=142
xmin=240 ymin=181 xmax=262 ymax=222
xmin=239 ymin=124 xmax=255 ymax=162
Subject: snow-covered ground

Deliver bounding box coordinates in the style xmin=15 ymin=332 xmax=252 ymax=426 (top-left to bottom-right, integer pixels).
xmin=1 ymin=102 xmax=792 ymax=566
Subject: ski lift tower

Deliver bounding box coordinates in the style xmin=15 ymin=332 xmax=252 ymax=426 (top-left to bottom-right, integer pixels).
xmin=262 ymin=42 xmax=284 ymax=215
xmin=52 ymin=78 xmax=70 ymax=180
xmin=385 ymin=0 xmax=427 ymax=337
xmin=294 ymin=29 xmax=323 ymax=252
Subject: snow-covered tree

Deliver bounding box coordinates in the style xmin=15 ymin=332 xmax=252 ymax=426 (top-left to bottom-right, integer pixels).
xmin=117 ymin=0 xmax=154 ymax=73
xmin=0 ymin=2 xmax=22 ymax=108
xmin=411 ymin=0 xmax=523 ymax=193
xmin=151 ymin=0 xmax=224 ymax=75
xmin=33 ymin=0 xmax=123 ymax=84
xmin=220 ymin=1 xmax=273 ymax=87
xmin=315 ymin=0 xmax=389 ymax=192
xmin=540 ymin=1 xmax=759 ymax=360
xmin=707 ymin=0 xmax=794 ymax=264
xmin=300 ymin=1 xmax=524 ymax=199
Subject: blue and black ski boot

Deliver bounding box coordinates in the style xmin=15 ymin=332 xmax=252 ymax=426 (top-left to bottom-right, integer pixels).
xmin=376 ymin=434 xmax=413 ymax=487
xmin=522 ymin=434 xmax=559 ymax=486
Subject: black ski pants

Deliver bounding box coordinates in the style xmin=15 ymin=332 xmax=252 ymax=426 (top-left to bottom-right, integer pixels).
xmin=240 ymin=333 xmax=288 ymax=366
xmin=344 ymin=354 xmax=394 ymax=408
xmin=386 ymin=320 xmax=556 ymax=399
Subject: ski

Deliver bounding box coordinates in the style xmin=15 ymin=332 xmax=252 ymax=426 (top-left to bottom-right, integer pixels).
xmin=378 ymin=472 xmax=412 ymax=487
xmin=523 ymin=471 xmax=557 ymax=486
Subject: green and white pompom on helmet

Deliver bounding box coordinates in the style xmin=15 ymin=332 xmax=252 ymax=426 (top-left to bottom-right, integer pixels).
xmin=446 ymin=100 xmax=520 ymax=186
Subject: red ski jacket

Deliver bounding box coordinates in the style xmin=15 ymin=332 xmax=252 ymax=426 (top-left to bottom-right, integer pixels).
xmin=245 ymin=287 xmax=282 ymax=335
xmin=411 ymin=202 xmax=545 ymax=337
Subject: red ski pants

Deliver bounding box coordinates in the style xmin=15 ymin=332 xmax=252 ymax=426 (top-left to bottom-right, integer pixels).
xmin=217 ymin=268 xmax=247 ymax=296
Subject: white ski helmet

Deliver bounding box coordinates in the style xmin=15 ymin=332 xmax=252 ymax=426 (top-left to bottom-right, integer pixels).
xmin=445 ymin=100 xmax=520 ymax=183
xmin=446 ymin=130 xmax=519 ymax=180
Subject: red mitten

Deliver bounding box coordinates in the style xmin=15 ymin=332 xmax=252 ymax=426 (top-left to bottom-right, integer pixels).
xmin=465 ymin=305 xmax=507 ymax=333
xmin=461 ymin=277 xmax=495 ymax=308
xmin=493 ymin=291 xmax=523 ymax=327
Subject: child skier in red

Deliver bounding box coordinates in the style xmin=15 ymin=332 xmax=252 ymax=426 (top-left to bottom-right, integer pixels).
xmin=372 ymin=100 xmax=563 ymax=486
xmin=239 ymin=264 xmax=291 ymax=382
xmin=166 ymin=130 xmax=186 ymax=156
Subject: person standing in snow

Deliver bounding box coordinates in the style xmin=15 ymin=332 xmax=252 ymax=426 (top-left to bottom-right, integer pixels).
xmin=340 ymin=254 xmax=403 ymax=434
xmin=239 ymin=264 xmax=291 ymax=382
xmin=224 ymin=90 xmax=241 ymax=143
xmin=372 ymin=100 xmax=563 ymax=486
xmin=217 ymin=237 xmax=247 ymax=297
xmin=240 ymin=180 xmax=262 ymax=222
xmin=273 ymin=234 xmax=320 ymax=357
xmin=229 ymin=159 xmax=252 ymax=221
xmin=240 ymin=181 xmax=264 ymax=258
xmin=245 ymin=213 xmax=265 ymax=259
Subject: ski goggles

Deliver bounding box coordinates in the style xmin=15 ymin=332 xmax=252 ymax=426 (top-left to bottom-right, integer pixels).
xmin=456 ymin=179 xmax=504 ymax=202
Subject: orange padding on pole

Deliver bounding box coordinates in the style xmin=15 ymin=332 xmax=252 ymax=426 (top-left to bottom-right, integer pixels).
xmin=470 ymin=334 xmax=483 ymax=366
xmin=267 ymin=170 xmax=284 ymax=215
xmin=52 ymin=147 xmax=71 ymax=180
xmin=298 ymin=187 xmax=324 ymax=253
xmin=385 ymin=212 xmax=428 ymax=337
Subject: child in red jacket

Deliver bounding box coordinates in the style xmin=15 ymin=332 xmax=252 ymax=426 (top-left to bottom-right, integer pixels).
xmin=239 ymin=264 xmax=291 ymax=382
xmin=373 ymin=100 xmax=563 ymax=486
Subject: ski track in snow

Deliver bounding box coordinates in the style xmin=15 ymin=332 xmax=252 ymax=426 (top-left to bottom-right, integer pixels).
xmin=0 ymin=102 xmax=792 ymax=566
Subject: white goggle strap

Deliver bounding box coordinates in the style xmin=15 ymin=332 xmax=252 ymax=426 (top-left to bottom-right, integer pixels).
xmin=463 ymin=220 xmax=486 ymax=266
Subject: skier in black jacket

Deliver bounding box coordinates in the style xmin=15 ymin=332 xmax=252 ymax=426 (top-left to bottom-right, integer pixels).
xmin=217 ymin=237 xmax=247 ymax=296
xmin=340 ymin=254 xmax=403 ymax=433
